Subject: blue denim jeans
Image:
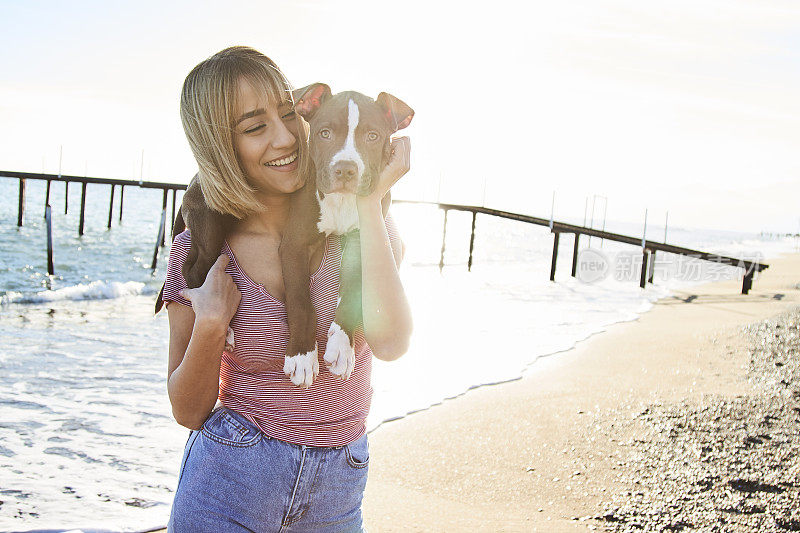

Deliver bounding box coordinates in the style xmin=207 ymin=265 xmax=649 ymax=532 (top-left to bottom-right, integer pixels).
xmin=167 ymin=406 xmax=369 ymax=532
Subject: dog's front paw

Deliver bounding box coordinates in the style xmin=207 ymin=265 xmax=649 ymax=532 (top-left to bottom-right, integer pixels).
xmin=324 ymin=322 xmax=355 ymax=380
xmin=283 ymin=345 xmax=319 ymax=388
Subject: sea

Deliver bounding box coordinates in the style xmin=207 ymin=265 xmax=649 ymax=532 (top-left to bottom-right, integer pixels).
xmin=0 ymin=176 xmax=796 ymax=532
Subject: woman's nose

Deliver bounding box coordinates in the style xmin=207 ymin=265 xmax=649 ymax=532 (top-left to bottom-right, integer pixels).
xmin=271 ymin=116 xmax=296 ymax=149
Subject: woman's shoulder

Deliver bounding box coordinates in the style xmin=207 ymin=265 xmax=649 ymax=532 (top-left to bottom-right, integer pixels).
xmin=165 ymin=230 xmax=193 ymax=268
xmin=170 ymin=229 xmax=192 ymax=251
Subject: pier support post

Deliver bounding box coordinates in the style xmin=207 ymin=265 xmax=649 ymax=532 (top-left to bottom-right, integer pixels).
xmin=647 ymin=250 xmax=656 ymax=284
xmin=439 ymin=209 xmax=448 ymax=272
xmin=64 ymin=181 xmax=69 ymax=214
xmin=44 ymin=179 xmax=52 ymax=218
xmin=550 ymin=231 xmax=560 ymax=281
xmin=160 ymin=189 xmax=168 ymax=247
xmin=467 ymin=211 xmax=477 ymax=272
xmin=151 ymin=208 xmax=167 ymax=270
xmin=119 ymin=185 xmax=125 ymax=222
xmin=639 ymin=249 xmax=649 ymax=289
xmin=78 ymin=182 xmax=87 ymax=236
xmin=742 ymin=265 xmax=754 ymax=294
xmin=45 ymin=205 xmax=54 ymax=275
xmin=107 ymin=184 xmax=115 ymax=229
xmin=571 ymin=233 xmax=580 ymax=277
xmin=170 ymin=189 xmax=177 ymax=238
xmin=17 ymin=178 xmax=26 ymax=227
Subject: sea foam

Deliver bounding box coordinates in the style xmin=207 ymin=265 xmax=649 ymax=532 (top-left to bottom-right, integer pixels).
xmin=1 ymin=280 xmax=150 ymax=305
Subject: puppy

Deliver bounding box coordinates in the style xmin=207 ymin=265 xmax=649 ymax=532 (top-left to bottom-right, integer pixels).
xmin=282 ymin=84 xmax=412 ymax=387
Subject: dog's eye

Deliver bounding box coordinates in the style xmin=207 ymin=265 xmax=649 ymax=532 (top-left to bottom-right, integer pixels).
xmin=319 ymin=128 xmax=331 ymax=139
xmin=367 ymin=131 xmax=379 ymax=142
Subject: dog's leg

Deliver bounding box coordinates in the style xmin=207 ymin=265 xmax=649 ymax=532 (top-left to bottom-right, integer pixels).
xmin=325 ymin=192 xmax=389 ymax=378
xmin=180 ymin=176 xmax=233 ymax=289
xmin=154 ymin=207 xmax=188 ymax=314
xmin=155 ymin=177 xmax=234 ymax=314
xmin=325 ymin=230 xmax=361 ymax=380
xmin=157 ymin=176 xmax=235 ymax=351
xmin=280 ymin=180 xmax=322 ymax=388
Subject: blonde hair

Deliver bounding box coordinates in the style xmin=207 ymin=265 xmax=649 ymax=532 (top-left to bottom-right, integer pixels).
xmin=180 ymin=46 xmax=312 ymax=219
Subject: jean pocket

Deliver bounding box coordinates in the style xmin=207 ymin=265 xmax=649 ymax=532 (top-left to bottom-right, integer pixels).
xmin=344 ymin=434 xmax=369 ymax=469
xmin=201 ymin=407 xmax=263 ymax=447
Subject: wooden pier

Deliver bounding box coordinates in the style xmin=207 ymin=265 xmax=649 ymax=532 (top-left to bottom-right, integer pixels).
xmin=4 ymin=170 xmax=185 ymax=272
xmin=4 ymin=171 xmax=770 ymax=294
xmin=395 ymin=200 xmax=769 ymax=295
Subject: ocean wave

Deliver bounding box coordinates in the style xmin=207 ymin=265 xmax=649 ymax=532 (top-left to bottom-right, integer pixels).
xmin=0 ymin=281 xmax=152 ymax=305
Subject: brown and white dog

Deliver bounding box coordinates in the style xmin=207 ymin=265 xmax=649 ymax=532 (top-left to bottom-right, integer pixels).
xmin=282 ymin=84 xmax=413 ymax=387
xmin=155 ymin=84 xmax=413 ymax=389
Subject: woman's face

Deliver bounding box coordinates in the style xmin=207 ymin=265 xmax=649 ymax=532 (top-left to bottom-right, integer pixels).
xmin=232 ymin=78 xmax=304 ymax=196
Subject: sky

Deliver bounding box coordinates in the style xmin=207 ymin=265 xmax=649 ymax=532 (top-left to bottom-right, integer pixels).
xmin=1 ymin=0 xmax=799 ymax=234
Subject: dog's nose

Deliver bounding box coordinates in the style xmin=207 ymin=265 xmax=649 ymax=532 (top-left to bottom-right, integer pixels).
xmin=331 ymin=161 xmax=358 ymax=182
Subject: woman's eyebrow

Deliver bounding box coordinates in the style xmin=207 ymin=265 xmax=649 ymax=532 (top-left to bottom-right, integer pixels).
xmin=235 ymin=108 xmax=266 ymax=126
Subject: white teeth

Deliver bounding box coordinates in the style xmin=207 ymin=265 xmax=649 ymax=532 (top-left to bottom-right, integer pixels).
xmin=265 ymin=151 xmax=298 ymax=167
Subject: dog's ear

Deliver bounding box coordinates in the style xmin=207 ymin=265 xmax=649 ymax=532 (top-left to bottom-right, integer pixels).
xmin=376 ymin=92 xmax=414 ymax=132
xmin=293 ymin=83 xmax=331 ymax=120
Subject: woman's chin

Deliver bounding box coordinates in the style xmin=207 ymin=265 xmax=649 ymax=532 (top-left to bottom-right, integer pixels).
xmin=249 ymin=170 xmax=306 ymax=196
xmin=286 ymin=172 xmax=307 ymax=193
xmin=269 ymin=166 xmax=303 ymax=191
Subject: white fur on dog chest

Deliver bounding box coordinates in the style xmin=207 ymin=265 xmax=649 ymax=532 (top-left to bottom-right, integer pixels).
xmin=316 ymin=191 xmax=359 ymax=236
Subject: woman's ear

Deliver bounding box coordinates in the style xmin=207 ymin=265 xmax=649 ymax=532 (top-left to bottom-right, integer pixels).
xmin=376 ymin=92 xmax=414 ymax=132
xmin=292 ymin=83 xmax=331 ymax=119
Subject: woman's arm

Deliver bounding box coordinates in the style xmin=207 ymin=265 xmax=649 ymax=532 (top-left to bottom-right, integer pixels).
xmin=356 ymin=137 xmax=413 ymax=361
xmin=166 ymin=255 xmax=241 ymax=429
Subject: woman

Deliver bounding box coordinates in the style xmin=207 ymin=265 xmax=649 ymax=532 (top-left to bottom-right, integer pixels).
xmin=162 ymin=46 xmax=412 ymax=532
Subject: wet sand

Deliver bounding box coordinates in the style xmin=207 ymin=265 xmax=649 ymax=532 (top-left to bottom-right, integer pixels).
xmin=362 ymin=252 xmax=800 ymax=532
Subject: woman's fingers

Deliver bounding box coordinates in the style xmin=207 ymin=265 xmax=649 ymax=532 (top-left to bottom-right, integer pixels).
xmin=181 ymin=254 xmax=230 ymax=296
xmin=182 ymin=254 xmax=240 ymax=326
xmin=387 ymin=137 xmax=411 ymax=178
xmin=374 ymin=136 xmax=411 ymax=197
xmin=205 ymin=255 xmax=235 ymax=294
xmin=392 ymin=136 xmax=411 ymax=169
xmin=209 ymin=254 xmax=230 ymax=277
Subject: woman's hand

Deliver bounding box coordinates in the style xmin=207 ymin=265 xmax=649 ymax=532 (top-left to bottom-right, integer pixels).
xmin=180 ymin=254 xmax=241 ymax=330
xmin=357 ymin=136 xmax=410 ymax=210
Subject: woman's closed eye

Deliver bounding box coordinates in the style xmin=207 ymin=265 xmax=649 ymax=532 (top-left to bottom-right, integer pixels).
xmin=244 ymin=111 xmax=294 ymax=134
xmin=244 ymin=123 xmax=265 ymax=134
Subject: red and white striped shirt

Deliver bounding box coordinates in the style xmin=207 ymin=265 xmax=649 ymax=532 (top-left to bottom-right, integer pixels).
xmin=162 ymin=214 xmax=400 ymax=447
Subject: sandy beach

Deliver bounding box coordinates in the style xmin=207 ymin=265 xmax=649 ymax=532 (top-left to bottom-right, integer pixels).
xmin=362 ymin=251 xmax=800 ymax=532
xmin=146 ymin=251 xmax=800 ymax=533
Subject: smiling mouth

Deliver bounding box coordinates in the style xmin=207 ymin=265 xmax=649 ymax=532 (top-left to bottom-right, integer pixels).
xmin=264 ymin=151 xmax=298 ymax=167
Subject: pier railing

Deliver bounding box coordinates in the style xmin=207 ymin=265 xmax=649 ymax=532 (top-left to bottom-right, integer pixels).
xmin=4 ymin=171 xmax=769 ymax=294
xmin=394 ymin=200 xmax=770 ymax=295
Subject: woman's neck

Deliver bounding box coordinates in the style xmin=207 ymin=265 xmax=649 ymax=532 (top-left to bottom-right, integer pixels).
xmin=234 ymin=192 xmax=291 ymax=238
